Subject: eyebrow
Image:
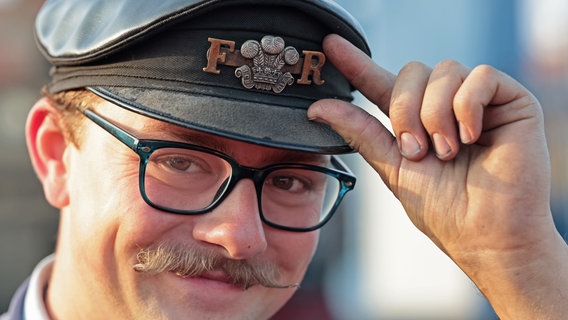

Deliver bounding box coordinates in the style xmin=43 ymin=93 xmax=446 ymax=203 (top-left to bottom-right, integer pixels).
xmin=146 ymin=122 xmax=330 ymax=166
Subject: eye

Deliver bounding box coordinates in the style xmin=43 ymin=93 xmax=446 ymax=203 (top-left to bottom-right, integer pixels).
xmin=167 ymin=157 xmax=193 ymax=172
xmin=268 ymin=175 xmax=309 ymax=193
xmin=155 ymin=154 xmax=208 ymax=174
xmin=148 ymin=148 xmax=231 ymax=179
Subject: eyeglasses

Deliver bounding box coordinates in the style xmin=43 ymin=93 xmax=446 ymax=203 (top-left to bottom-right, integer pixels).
xmin=78 ymin=107 xmax=356 ymax=232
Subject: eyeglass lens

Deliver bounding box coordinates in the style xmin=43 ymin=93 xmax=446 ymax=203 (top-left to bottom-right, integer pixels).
xmin=142 ymin=147 xmax=341 ymax=229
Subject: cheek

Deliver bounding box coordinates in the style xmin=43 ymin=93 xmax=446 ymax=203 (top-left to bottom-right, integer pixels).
xmin=64 ymin=141 xmax=163 ymax=268
xmin=268 ymin=230 xmax=319 ymax=283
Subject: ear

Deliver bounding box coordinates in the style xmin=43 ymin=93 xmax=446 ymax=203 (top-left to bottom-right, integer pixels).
xmin=26 ymin=97 xmax=70 ymax=209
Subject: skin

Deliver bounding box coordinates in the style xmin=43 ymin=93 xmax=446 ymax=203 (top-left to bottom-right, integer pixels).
xmin=26 ymin=99 xmax=320 ymax=319
xmin=308 ymin=34 xmax=568 ymax=319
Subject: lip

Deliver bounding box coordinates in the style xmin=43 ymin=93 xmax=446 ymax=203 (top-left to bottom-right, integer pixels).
xmin=171 ymin=270 xmax=247 ymax=291
xmin=197 ymin=270 xmax=234 ymax=283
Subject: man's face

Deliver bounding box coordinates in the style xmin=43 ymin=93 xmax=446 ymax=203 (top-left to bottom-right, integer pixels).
xmin=57 ymin=100 xmax=321 ymax=319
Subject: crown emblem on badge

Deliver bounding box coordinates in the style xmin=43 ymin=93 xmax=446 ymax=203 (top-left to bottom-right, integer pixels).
xmin=203 ymin=35 xmax=326 ymax=94
xmin=235 ymin=36 xmax=299 ymax=93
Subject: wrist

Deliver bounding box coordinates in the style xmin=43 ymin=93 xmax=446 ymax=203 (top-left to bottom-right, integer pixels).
xmin=454 ymin=231 xmax=568 ymax=320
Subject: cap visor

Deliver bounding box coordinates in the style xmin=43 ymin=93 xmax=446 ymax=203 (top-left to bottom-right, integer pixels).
xmin=89 ymin=86 xmax=353 ymax=154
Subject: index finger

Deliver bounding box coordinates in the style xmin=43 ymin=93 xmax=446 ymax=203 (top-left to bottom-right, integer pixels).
xmin=323 ymin=34 xmax=396 ymax=115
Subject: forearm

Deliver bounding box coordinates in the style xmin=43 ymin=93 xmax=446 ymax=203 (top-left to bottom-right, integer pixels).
xmin=460 ymin=231 xmax=568 ymax=320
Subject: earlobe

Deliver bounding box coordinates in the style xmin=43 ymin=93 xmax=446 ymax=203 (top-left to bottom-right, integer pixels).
xmin=26 ymin=97 xmax=70 ymax=208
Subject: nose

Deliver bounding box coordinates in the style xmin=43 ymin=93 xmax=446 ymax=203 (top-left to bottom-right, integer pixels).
xmin=192 ymin=179 xmax=268 ymax=260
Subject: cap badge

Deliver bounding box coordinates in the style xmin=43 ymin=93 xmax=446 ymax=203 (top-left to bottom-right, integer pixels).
xmin=236 ymin=36 xmax=299 ymax=93
xmin=203 ymin=35 xmax=326 ymax=94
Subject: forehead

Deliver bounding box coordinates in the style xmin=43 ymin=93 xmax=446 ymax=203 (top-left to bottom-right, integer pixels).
xmin=94 ymin=100 xmax=330 ymax=166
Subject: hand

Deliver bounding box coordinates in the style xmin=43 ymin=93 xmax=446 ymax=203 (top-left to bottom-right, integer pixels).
xmin=308 ymin=34 xmax=568 ymax=319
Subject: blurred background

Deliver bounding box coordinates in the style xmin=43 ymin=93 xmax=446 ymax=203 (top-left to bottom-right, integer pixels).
xmin=1 ymin=0 xmax=567 ymax=319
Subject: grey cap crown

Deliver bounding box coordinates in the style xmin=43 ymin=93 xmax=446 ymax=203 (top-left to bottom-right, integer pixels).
xmin=36 ymin=0 xmax=370 ymax=66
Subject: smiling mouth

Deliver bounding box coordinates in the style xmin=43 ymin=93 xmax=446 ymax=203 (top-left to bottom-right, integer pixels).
xmin=172 ymin=269 xmax=299 ymax=291
xmin=172 ymin=269 xmax=256 ymax=290
xmin=175 ymin=270 xmax=232 ymax=283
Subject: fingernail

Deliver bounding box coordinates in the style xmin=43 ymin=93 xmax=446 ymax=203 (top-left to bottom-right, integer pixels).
xmin=432 ymin=133 xmax=452 ymax=158
xmin=459 ymin=122 xmax=472 ymax=144
xmin=308 ymin=115 xmax=329 ymax=126
xmin=400 ymin=132 xmax=421 ymax=157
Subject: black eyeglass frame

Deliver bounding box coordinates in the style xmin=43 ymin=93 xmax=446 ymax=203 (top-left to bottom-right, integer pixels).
xmin=78 ymin=106 xmax=356 ymax=232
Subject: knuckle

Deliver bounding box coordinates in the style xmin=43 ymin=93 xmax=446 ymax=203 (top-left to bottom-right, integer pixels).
xmin=390 ymin=95 xmax=415 ymax=116
xmin=471 ymin=64 xmax=498 ymax=78
xmin=389 ymin=96 xmax=420 ymax=132
xmin=348 ymin=112 xmax=380 ymax=151
xmin=434 ymin=59 xmax=462 ymax=72
xmin=399 ymin=61 xmax=429 ymax=74
xmin=431 ymin=59 xmax=471 ymax=81
xmin=419 ymin=105 xmax=441 ymax=125
xmin=453 ymin=89 xmax=471 ymax=110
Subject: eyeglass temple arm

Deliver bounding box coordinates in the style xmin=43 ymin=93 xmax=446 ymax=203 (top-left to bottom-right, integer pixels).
xmin=331 ymin=156 xmax=354 ymax=175
xmin=78 ymin=106 xmax=139 ymax=152
xmin=79 ymin=105 xmax=354 ymax=180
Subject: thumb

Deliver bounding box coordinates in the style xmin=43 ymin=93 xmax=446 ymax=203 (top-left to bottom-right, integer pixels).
xmin=308 ymin=99 xmax=401 ymax=180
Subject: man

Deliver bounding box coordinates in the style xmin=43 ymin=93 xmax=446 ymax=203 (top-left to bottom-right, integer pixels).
xmin=2 ymin=0 xmax=567 ymax=319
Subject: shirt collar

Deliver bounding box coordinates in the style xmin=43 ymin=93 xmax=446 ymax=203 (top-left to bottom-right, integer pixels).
xmin=24 ymin=254 xmax=54 ymax=320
